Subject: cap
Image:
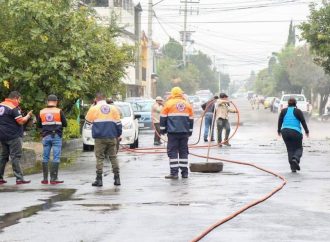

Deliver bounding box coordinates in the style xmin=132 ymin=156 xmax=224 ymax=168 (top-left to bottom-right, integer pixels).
xmin=47 ymin=94 xmax=58 ymax=102
xmin=219 ymin=93 xmax=228 ymax=98
xmin=155 ymin=96 xmax=163 ymax=101
xmin=171 ymin=87 xmax=183 ymax=96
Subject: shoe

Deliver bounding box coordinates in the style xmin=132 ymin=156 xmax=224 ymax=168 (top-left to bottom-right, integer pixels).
xmin=154 ymin=141 xmax=161 ymax=146
xmin=16 ymin=180 xmax=31 ymax=185
xmin=211 ymin=139 xmax=215 ymax=141
xmin=50 ymin=179 xmax=64 ymax=185
xmin=50 ymin=163 xmax=64 ymax=185
xmin=41 ymin=162 xmax=49 ymax=185
xmin=92 ymin=174 xmax=103 ymax=187
xmin=182 ymin=174 xmax=188 ymax=179
xmin=291 ymin=170 xmax=297 ymax=173
xmin=0 ymin=179 xmax=7 ymax=184
xmin=223 ymin=141 xmax=231 ymax=146
xmin=114 ymin=174 xmax=121 ymax=186
xmin=292 ymin=158 xmax=300 ymax=171
xmin=218 ymin=143 xmax=222 ymax=147
xmin=204 ymin=138 xmax=208 ymax=142
xmin=165 ymin=174 xmax=179 ymax=179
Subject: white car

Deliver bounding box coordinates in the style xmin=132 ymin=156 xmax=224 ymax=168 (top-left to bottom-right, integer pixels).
xmin=188 ymin=95 xmax=203 ymax=115
xmin=82 ymin=101 xmax=140 ymax=151
xmin=278 ymin=94 xmax=312 ymax=119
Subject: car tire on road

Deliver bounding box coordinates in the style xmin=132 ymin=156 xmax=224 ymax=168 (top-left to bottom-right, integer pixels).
xmin=83 ymin=144 xmax=94 ymax=152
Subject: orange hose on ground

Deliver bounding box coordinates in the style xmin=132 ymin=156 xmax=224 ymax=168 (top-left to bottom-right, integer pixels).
xmin=189 ymin=152 xmax=287 ymax=241
xmin=120 ymin=100 xmax=287 ymax=241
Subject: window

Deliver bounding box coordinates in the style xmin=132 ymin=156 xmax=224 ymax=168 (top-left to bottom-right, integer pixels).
xmin=83 ymin=0 xmax=109 ymax=7
xmin=282 ymin=95 xmax=305 ymax=102
xmin=114 ymin=0 xmax=122 ymax=7
xmin=117 ymin=104 xmax=131 ymax=118
xmin=131 ymin=101 xmax=153 ymax=112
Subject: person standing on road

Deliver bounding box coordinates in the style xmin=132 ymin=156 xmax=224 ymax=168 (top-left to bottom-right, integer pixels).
xmin=278 ymin=97 xmax=309 ymax=172
xmin=0 ymin=91 xmax=33 ymax=185
xmin=152 ymin=96 xmax=164 ymax=146
xmin=37 ymin=94 xmax=67 ymax=185
xmin=160 ymin=87 xmax=194 ymax=179
xmin=201 ymin=96 xmax=218 ymax=142
xmin=215 ymin=93 xmax=238 ymax=147
xmin=85 ymin=92 xmax=122 ymax=187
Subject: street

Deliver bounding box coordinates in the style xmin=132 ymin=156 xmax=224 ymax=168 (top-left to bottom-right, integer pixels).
xmin=1 ymin=98 xmax=330 ymax=242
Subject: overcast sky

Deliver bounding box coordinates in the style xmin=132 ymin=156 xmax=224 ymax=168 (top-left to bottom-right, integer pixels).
xmin=138 ymin=0 xmax=321 ymax=80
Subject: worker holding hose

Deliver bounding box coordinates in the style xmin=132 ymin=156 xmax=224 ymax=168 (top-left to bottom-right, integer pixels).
xmin=278 ymin=97 xmax=309 ymax=172
xmin=160 ymin=87 xmax=194 ymax=179
xmin=201 ymin=96 xmax=218 ymax=142
xmin=152 ymin=96 xmax=164 ymax=146
xmin=215 ymin=93 xmax=238 ymax=147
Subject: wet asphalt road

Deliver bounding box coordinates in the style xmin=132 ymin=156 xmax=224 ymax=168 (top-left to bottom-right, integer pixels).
xmin=1 ymin=98 xmax=330 ymax=242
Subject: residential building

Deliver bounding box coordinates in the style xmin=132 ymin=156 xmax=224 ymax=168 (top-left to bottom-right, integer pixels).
xmin=83 ymin=0 xmax=145 ymax=98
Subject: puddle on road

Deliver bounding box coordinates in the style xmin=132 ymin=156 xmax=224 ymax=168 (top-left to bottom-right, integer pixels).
xmin=0 ymin=189 xmax=76 ymax=232
xmin=78 ymin=203 xmax=121 ymax=212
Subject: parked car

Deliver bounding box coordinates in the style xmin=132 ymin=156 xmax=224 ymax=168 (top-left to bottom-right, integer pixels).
xmin=188 ymin=95 xmax=203 ymax=115
xmin=196 ymin=90 xmax=213 ymax=103
xmin=82 ymin=101 xmax=140 ymax=151
xmin=126 ymin=98 xmax=154 ymax=129
xmin=264 ymin=97 xmax=276 ymax=109
xmin=278 ymin=94 xmax=312 ymax=119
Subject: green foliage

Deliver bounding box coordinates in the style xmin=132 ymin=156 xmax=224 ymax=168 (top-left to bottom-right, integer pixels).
xmin=157 ymin=40 xmax=220 ymax=95
xmin=0 ymin=0 xmax=133 ymax=114
xmin=286 ymin=20 xmax=296 ymax=47
xmin=156 ymin=57 xmax=199 ymax=95
xmin=220 ymin=73 xmax=230 ymax=92
xmin=299 ymin=1 xmax=330 ymax=114
xmin=63 ymin=119 xmax=80 ymax=140
xmin=162 ymin=39 xmax=183 ymax=61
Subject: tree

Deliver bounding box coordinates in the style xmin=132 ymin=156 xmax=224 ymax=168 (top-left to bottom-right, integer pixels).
xmin=300 ymin=2 xmax=330 ymax=114
xmin=245 ymin=71 xmax=256 ymax=91
xmin=286 ymin=20 xmax=296 ymax=47
xmin=156 ymin=40 xmax=218 ymax=95
xmin=190 ymin=51 xmax=218 ymax=92
xmin=162 ymin=39 xmax=183 ymax=61
xmin=0 ymin=0 xmax=133 ymax=113
xmin=220 ymin=73 xmax=230 ymax=93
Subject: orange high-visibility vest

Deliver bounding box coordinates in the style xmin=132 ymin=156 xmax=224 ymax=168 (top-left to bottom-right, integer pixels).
xmin=40 ymin=107 xmax=62 ymax=126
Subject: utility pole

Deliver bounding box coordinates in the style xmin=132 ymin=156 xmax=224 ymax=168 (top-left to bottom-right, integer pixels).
xmin=182 ymin=0 xmax=188 ymax=67
xmin=180 ymin=0 xmax=199 ymax=67
xmin=108 ymin=0 xmax=113 ymax=26
xmin=146 ymin=0 xmax=153 ymax=98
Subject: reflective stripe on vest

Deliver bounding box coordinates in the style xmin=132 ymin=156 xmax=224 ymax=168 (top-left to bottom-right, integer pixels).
xmin=40 ymin=108 xmax=62 ymax=126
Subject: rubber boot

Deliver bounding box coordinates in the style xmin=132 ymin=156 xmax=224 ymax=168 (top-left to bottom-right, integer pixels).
xmin=50 ymin=163 xmax=64 ymax=185
xmin=12 ymin=161 xmax=30 ymax=184
xmin=114 ymin=173 xmax=121 ymax=186
xmin=41 ymin=163 xmax=49 ymax=184
xmin=92 ymin=173 xmax=103 ymax=187
xmin=0 ymin=161 xmax=7 ymax=184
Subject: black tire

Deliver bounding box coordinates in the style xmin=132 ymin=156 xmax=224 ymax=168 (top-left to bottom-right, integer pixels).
xmin=129 ymin=137 xmax=139 ymax=149
xmin=83 ymin=144 xmax=94 ymax=152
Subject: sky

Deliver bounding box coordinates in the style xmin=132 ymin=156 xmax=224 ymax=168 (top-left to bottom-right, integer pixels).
xmin=138 ymin=0 xmax=321 ymax=80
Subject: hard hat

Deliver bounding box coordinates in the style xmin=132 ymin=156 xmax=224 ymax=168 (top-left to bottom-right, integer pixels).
xmin=155 ymin=96 xmax=163 ymax=101
xmin=171 ymin=87 xmax=183 ymax=96
xmin=47 ymin=94 xmax=58 ymax=101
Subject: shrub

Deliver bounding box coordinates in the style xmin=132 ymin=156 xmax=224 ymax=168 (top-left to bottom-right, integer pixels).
xmin=63 ymin=119 xmax=81 ymax=140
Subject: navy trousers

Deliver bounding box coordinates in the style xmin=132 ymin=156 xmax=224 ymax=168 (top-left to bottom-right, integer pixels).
xmin=167 ymin=133 xmax=189 ymax=176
